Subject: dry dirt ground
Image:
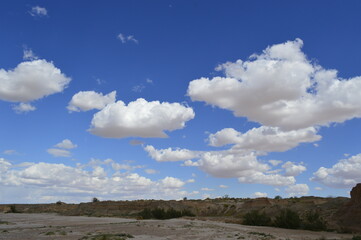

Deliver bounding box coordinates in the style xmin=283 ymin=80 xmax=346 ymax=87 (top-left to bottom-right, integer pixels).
xmin=0 ymin=213 xmax=355 ymax=240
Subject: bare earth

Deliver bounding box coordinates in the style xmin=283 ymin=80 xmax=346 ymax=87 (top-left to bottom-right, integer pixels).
xmin=0 ymin=213 xmax=355 ymax=240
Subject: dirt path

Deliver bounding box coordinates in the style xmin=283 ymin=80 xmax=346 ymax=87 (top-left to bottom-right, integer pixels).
xmin=0 ymin=213 xmax=355 ymax=240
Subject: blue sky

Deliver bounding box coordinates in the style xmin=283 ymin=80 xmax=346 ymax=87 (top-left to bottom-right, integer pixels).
xmin=1 ymin=0 xmax=361 ymax=203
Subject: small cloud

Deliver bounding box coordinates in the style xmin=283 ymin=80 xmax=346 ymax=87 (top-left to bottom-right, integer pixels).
xmin=344 ymin=153 xmax=350 ymax=157
xmin=253 ymin=192 xmax=268 ymax=198
xmin=47 ymin=148 xmax=71 ymax=157
xmin=132 ymin=84 xmax=145 ymax=93
xmin=55 ymin=139 xmax=77 ymax=149
xmin=117 ymin=33 xmax=138 ymax=44
xmin=145 ymin=169 xmax=159 ymax=174
xmin=314 ymin=143 xmax=319 ymax=147
xmin=219 ymin=184 xmax=228 ymax=188
xmin=201 ymin=187 xmax=214 ymax=191
xmin=29 ymin=6 xmax=48 ymax=17
xmin=129 ymin=139 xmax=144 ymax=146
xmin=3 ymin=149 xmax=18 ymax=155
xmin=187 ymin=179 xmax=195 ymax=183
xmin=95 ymin=78 xmax=106 ymax=85
xmin=315 ymin=187 xmax=323 ymax=191
xmin=146 ymin=78 xmax=153 ymax=84
xmin=13 ymin=103 xmax=36 ymax=114
xmin=269 ymin=160 xmax=283 ymax=166
xmin=23 ymin=48 xmax=38 ymax=61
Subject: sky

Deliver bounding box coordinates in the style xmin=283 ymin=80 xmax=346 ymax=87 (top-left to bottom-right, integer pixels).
xmin=1 ymin=0 xmax=361 ymax=203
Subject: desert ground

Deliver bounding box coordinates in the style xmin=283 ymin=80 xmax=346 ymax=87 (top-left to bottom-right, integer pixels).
xmin=0 ymin=213 xmax=355 ymax=240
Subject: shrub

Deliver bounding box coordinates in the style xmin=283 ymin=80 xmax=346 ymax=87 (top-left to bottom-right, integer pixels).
xmin=92 ymin=197 xmax=100 ymax=203
xmin=243 ymin=210 xmax=272 ymax=226
xmin=303 ymin=211 xmax=327 ymax=231
xmin=273 ymin=209 xmax=301 ymax=229
xmin=139 ymin=207 xmax=194 ymax=220
xmin=274 ymin=195 xmax=282 ymax=200
xmin=352 ymin=236 xmax=361 ymax=240
xmin=9 ymin=205 xmax=18 ymax=213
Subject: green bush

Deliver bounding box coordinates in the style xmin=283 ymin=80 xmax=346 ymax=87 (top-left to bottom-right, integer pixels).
xmin=352 ymin=236 xmax=361 ymax=240
xmin=242 ymin=210 xmax=271 ymax=226
xmin=303 ymin=211 xmax=327 ymax=231
xmin=273 ymin=209 xmax=301 ymax=229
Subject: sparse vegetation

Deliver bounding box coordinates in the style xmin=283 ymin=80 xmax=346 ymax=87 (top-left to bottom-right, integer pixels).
xmin=273 ymin=209 xmax=301 ymax=229
xmin=302 ymin=210 xmax=327 ymax=231
xmin=242 ymin=210 xmax=272 ymax=226
xmin=139 ymin=207 xmax=195 ymax=220
xmin=79 ymin=233 xmax=134 ymax=240
xmin=248 ymin=231 xmax=275 ymax=239
xmin=352 ymin=236 xmax=361 ymax=240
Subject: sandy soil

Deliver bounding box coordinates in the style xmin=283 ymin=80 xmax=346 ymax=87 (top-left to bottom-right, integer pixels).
xmin=0 ymin=213 xmax=355 ymax=240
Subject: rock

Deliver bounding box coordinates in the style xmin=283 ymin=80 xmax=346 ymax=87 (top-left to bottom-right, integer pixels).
xmin=335 ymin=183 xmax=361 ymax=233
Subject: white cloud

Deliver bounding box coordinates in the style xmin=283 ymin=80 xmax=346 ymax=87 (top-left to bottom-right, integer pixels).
xmin=67 ymin=91 xmax=116 ymax=112
xmin=315 ymin=187 xmax=323 ymax=191
xmin=187 ymin=39 xmax=361 ymax=131
xmin=145 ymin=169 xmax=158 ymax=174
xmin=23 ymin=48 xmax=38 ymax=61
xmin=13 ymin=103 xmax=36 ymax=113
xmin=146 ymin=145 xmax=297 ymax=186
xmin=47 ymin=148 xmax=71 ymax=158
xmin=3 ymin=150 xmax=18 ymax=155
xmin=161 ymin=177 xmax=185 ymax=188
xmin=117 ymin=33 xmax=138 ymax=44
xmin=282 ymin=161 xmax=306 ymax=176
xmin=0 ymin=159 xmax=189 ymax=203
xmin=269 ymin=160 xmax=283 ymax=166
xmin=0 ymin=60 xmax=71 ymax=109
xmin=201 ymin=187 xmax=214 ymax=191
xmin=253 ymin=192 xmax=268 ymax=198
xmin=29 ymin=6 xmax=48 ymax=17
xmin=285 ymin=184 xmax=309 ymax=196
xmin=146 ymin=78 xmax=153 ymax=84
xmin=89 ymin=98 xmax=195 ymax=138
xmin=238 ymin=171 xmax=296 ymax=186
xmin=219 ymin=184 xmax=228 ymax=188
xmin=144 ymin=145 xmax=199 ymax=162
xmin=311 ymin=154 xmax=361 ymax=188
xmin=55 ymin=139 xmax=77 ymax=149
xmin=208 ymin=126 xmax=321 ymax=152
xmin=132 ymin=84 xmax=145 ymax=93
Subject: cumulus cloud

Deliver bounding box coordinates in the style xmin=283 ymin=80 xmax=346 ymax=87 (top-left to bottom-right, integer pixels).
xmin=282 ymin=161 xmax=306 ymax=177
xmin=253 ymin=192 xmax=268 ymax=198
xmin=146 ymin=145 xmax=297 ymax=186
xmin=117 ymin=33 xmax=138 ymax=44
xmin=89 ymin=98 xmax=195 ymax=138
xmin=0 ymin=59 xmax=71 ymax=109
xmin=55 ymin=139 xmax=77 ymax=149
xmin=13 ymin=103 xmax=36 ymax=113
xmin=187 ymin=39 xmax=361 ymax=131
xmin=29 ymin=6 xmax=48 ymax=17
xmin=0 ymin=159 xmax=189 ymax=202
xmin=311 ymin=154 xmax=361 ymax=188
xmin=67 ymin=91 xmax=116 ymax=112
xmin=144 ymin=145 xmax=199 ymax=162
xmin=47 ymin=148 xmax=71 ymax=158
xmin=208 ymin=126 xmax=321 ymax=152
xmin=285 ymin=184 xmax=309 ymax=196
